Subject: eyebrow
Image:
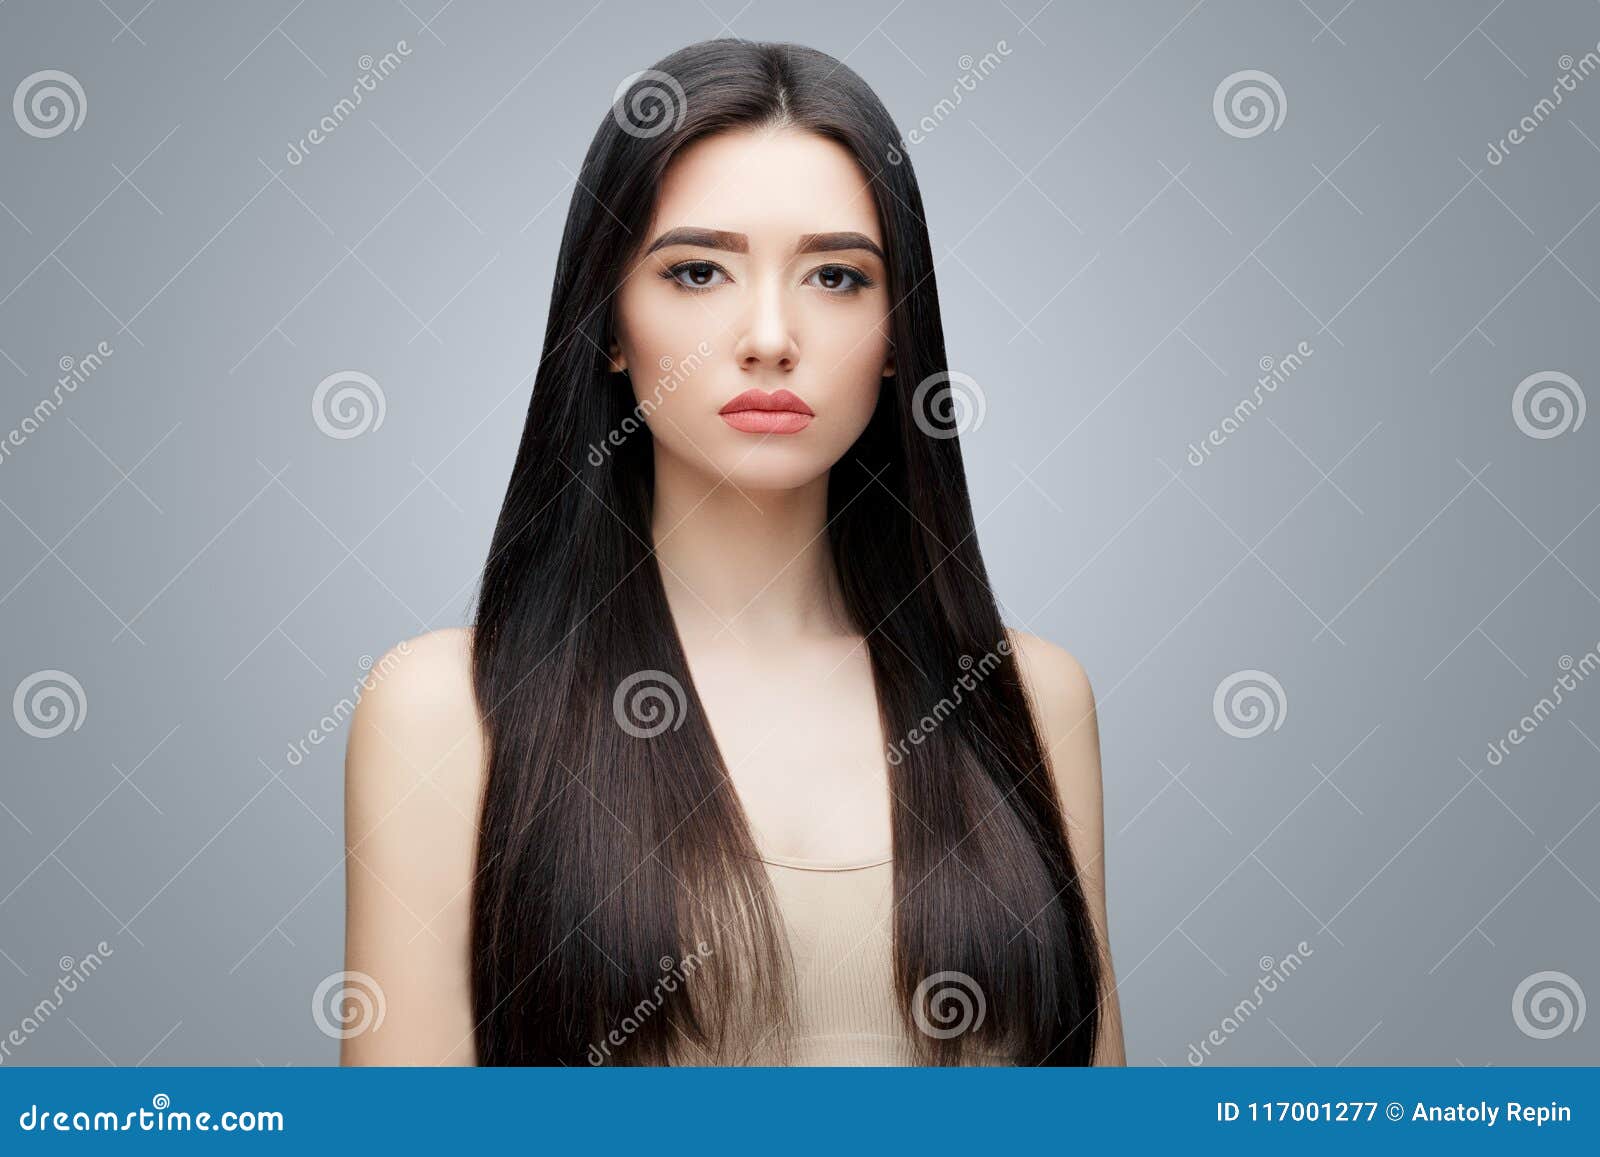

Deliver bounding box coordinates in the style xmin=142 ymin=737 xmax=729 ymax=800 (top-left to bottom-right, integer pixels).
xmin=643 ymin=226 xmax=884 ymax=261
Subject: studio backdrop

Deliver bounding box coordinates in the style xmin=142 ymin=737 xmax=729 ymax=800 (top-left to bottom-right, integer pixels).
xmin=0 ymin=0 xmax=1596 ymax=1066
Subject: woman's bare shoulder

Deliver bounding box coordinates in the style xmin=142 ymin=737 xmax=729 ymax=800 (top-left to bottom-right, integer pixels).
xmin=1003 ymin=629 xmax=1126 ymax=1063
xmin=353 ymin=626 xmax=477 ymax=720
xmin=1002 ymin=628 xmax=1105 ymax=827
xmin=342 ymin=626 xmax=484 ymax=1065
xmin=347 ymin=627 xmax=484 ymax=792
xmin=1004 ymin=628 xmax=1095 ymax=742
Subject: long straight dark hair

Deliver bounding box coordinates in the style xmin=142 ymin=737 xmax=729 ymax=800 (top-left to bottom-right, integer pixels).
xmin=469 ymin=37 xmax=1104 ymax=1066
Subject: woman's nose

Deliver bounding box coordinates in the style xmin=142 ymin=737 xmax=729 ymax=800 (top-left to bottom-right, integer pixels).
xmin=734 ymin=278 xmax=798 ymax=372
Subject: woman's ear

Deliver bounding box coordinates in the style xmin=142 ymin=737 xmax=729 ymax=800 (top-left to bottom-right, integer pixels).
xmin=882 ymin=345 xmax=895 ymax=379
xmin=608 ymin=340 xmax=628 ymax=375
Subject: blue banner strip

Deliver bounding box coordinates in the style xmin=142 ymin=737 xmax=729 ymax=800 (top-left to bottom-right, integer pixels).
xmin=2 ymin=1066 xmax=1595 ymax=1152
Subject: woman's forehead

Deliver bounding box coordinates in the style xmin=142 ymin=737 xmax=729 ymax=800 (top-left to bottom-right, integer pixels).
xmin=650 ymin=128 xmax=882 ymax=246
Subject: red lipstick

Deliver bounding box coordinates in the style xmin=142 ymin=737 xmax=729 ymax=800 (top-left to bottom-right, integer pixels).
xmin=717 ymin=387 xmax=815 ymax=434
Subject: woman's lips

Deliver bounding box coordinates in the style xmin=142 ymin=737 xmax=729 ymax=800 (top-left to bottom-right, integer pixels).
xmin=720 ymin=410 xmax=813 ymax=434
xmin=718 ymin=387 xmax=814 ymax=435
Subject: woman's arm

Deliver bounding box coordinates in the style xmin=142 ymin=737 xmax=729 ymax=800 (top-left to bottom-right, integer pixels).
xmin=341 ymin=628 xmax=486 ymax=1065
xmin=1009 ymin=630 xmax=1128 ymax=1066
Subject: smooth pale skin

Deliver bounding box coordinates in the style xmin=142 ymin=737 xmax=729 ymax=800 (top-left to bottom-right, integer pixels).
xmin=342 ymin=126 xmax=1126 ymax=1066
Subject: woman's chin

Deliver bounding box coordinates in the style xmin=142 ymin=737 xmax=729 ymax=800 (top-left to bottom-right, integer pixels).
xmin=682 ymin=445 xmax=836 ymax=495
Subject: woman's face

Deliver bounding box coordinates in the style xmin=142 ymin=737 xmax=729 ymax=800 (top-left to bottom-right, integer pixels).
xmin=609 ymin=127 xmax=895 ymax=492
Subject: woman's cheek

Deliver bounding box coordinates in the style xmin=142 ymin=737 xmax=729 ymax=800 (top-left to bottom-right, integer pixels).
xmin=821 ymin=326 xmax=892 ymax=417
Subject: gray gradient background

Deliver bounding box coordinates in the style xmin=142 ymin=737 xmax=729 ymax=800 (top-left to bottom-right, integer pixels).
xmin=1 ymin=0 xmax=1597 ymax=1066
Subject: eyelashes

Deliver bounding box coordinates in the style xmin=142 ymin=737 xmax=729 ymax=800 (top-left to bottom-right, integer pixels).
xmin=659 ymin=259 xmax=876 ymax=296
xmin=807 ymin=264 xmax=874 ymax=294
xmin=660 ymin=260 xmax=728 ymax=293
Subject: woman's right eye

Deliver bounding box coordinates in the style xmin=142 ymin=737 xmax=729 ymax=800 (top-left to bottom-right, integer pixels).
xmin=663 ymin=261 xmax=729 ymax=292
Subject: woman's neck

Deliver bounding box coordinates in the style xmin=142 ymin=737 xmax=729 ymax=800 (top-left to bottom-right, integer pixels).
xmin=650 ymin=454 xmax=853 ymax=647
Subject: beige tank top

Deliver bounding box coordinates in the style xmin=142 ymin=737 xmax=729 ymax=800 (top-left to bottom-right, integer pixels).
xmin=678 ymin=848 xmax=1015 ymax=1066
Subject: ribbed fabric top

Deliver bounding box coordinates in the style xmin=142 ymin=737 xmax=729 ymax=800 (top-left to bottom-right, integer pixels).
xmin=676 ymin=850 xmax=1015 ymax=1067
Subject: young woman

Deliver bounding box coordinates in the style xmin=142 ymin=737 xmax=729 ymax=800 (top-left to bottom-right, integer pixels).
xmin=342 ymin=37 xmax=1124 ymax=1067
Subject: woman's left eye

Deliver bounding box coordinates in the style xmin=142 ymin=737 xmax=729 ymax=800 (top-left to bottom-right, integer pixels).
xmin=805 ymin=265 xmax=872 ymax=293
